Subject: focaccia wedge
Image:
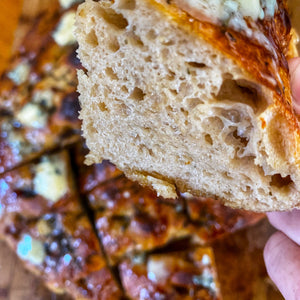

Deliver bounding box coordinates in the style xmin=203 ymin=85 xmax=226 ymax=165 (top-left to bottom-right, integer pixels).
xmin=76 ymin=0 xmax=300 ymax=211
xmin=0 ymin=1 xmax=82 ymax=174
xmin=119 ymin=247 xmax=221 ymax=299
xmin=87 ymin=173 xmax=263 ymax=264
xmin=0 ymin=151 xmax=123 ymax=299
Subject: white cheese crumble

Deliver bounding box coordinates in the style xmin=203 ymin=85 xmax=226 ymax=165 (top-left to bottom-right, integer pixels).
xmin=33 ymin=155 xmax=68 ymax=203
xmin=223 ymin=0 xmax=263 ymax=21
xmin=33 ymin=90 xmax=54 ymax=108
xmin=147 ymin=258 xmax=169 ymax=283
xmin=16 ymin=103 xmax=47 ymax=129
xmin=52 ymin=11 xmax=76 ymax=46
xmin=37 ymin=219 xmax=52 ymax=236
xmin=59 ymin=0 xmax=81 ymax=9
xmin=7 ymin=62 xmax=30 ymax=85
xmin=201 ymin=254 xmax=211 ymax=265
xmin=17 ymin=234 xmax=45 ymax=265
xmin=179 ymin=0 xmax=277 ymax=24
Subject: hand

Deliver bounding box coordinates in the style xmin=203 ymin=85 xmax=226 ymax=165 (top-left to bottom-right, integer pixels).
xmin=264 ymin=58 xmax=300 ymax=300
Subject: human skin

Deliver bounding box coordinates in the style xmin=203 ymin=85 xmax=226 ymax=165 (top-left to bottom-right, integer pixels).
xmin=264 ymin=58 xmax=300 ymax=300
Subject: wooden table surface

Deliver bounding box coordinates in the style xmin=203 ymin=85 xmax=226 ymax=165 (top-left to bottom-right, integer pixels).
xmin=0 ymin=1 xmax=299 ymax=299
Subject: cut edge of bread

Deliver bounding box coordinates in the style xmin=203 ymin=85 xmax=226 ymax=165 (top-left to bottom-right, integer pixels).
xmin=76 ymin=0 xmax=300 ymax=212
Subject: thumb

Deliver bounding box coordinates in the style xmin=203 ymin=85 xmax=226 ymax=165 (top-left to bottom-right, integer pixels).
xmin=289 ymin=58 xmax=300 ymax=114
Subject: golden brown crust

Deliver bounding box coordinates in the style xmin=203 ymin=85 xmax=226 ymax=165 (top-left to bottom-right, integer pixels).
xmin=150 ymin=0 xmax=300 ymax=155
xmin=0 ymin=6 xmax=81 ymax=174
xmin=87 ymin=174 xmax=264 ymax=264
xmin=119 ymin=247 xmax=221 ymax=300
xmin=0 ymin=151 xmax=123 ymax=300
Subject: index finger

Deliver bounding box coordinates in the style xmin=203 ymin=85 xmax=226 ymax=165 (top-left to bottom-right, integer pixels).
xmin=289 ymin=58 xmax=300 ymax=114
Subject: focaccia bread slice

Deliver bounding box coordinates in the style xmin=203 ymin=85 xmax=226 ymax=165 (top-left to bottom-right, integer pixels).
xmin=0 ymin=151 xmax=123 ymax=299
xmin=87 ymin=174 xmax=263 ymax=264
xmin=0 ymin=1 xmax=82 ymax=174
xmin=119 ymin=247 xmax=221 ymax=299
xmin=76 ymin=0 xmax=300 ymax=211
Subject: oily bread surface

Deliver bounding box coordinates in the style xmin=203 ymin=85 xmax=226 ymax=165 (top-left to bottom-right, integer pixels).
xmin=76 ymin=0 xmax=300 ymax=211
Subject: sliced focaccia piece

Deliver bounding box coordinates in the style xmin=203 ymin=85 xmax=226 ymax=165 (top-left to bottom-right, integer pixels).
xmin=0 ymin=151 xmax=123 ymax=299
xmin=0 ymin=2 xmax=82 ymax=174
xmin=1 ymin=212 xmax=123 ymax=300
xmin=87 ymin=174 xmax=263 ymax=265
xmin=119 ymin=247 xmax=221 ymax=300
xmin=73 ymin=141 xmax=122 ymax=194
xmin=87 ymin=175 xmax=188 ymax=264
xmin=0 ymin=151 xmax=81 ymax=217
xmin=76 ymin=0 xmax=300 ymax=211
xmin=182 ymin=194 xmax=265 ymax=243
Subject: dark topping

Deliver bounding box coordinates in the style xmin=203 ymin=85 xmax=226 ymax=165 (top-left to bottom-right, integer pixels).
xmin=59 ymin=92 xmax=80 ymax=121
xmin=68 ymin=50 xmax=82 ymax=69
xmin=0 ymin=109 xmax=13 ymax=118
xmin=15 ymin=188 xmax=37 ymax=198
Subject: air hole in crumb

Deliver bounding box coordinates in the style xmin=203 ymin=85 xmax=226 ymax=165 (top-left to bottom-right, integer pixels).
xmin=147 ymin=29 xmax=157 ymax=40
xmin=216 ymin=78 xmax=267 ymax=113
xmin=166 ymin=105 xmax=175 ymax=113
xmin=78 ymin=8 xmax=86 ymax=18
xmin=121 ymin=86 xmax=128 ymax=93
xmin=223 ymin=172 xmax=232 ymax=180
xmin=205 ymin=134 xmax=213 ymax=145
xmin=185 ymin=98 xmax=203 ymax=109
xmin=117 ymin=0 xmax=136 ymax=10
xmin=270 ymin=174 xmax=293 ymax=188
xmin=186 ymin=62 xmax=207 ymax=68
xmin=98 ymin=102 xmax=108 ymax=112
xmin=100 ymin=8 xmax=128 ymax=30
xmin=170 ymin=89 xmax=178 ymax=95
xmin=167 ymin=70 xmax=175 ymax=81
xmin=203 ymin=117 xmax=224 ymax=131
xmin=108 ymin=37 xmax=120 ymax=52
xmin=130 ymin=87 xmax=145 ymax=101
xmin=145 ymin=56 xmax=152 ymax=62
xmin=232 ymin=129 xmax=249 ymax=147
xmin=198 ymin=83 xmax=205 ymax=89
xmin=128 ymin=33 xmax=144 ymax=47
xmin=118 ymin=103 xmax=130 ymax=116
xmin=161 ymin=39 xmax=175 ymax=46
xmin=105 ymin=67 xmax=118 ymax=80
xmin=180 ymin=107 xmax=188 ymax=117
xmin=138 ymin=144 xmax=151 ymax=155
xmin=86 ymin=30 xmax=98 ymax=47
xmin=221 ymin=109 xmax=241 ymax=123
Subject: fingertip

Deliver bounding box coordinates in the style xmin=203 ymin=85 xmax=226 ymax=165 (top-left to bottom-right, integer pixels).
xmin=288 ymin=57 xmax=300 ymax=74
xmin=264 ymin=232 xmax=300 ymax=300
xmin=267 ymin=210 xmax=300 ymax=246
xmin=289 ymin=58 xmax=300 ymax=112
xmin=263 ymin=231 xmax=285 ymax=268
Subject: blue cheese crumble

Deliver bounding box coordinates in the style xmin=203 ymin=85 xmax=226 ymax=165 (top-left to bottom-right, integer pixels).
xmin=17 ymin=234 xmax=46 ymax=265
xmin=33 ymin=155 xmax=68 ymax=203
